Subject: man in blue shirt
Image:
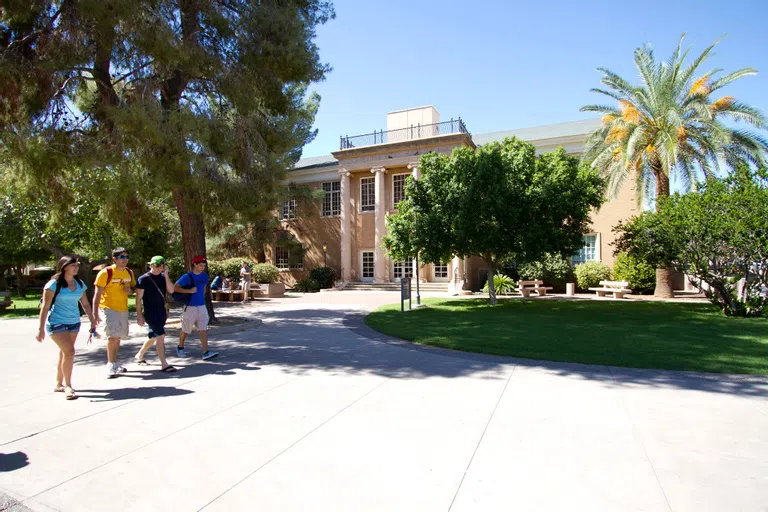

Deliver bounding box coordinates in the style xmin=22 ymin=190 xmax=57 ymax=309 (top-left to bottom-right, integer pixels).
xmin=174 ymin=255 xmax=219 ymax=360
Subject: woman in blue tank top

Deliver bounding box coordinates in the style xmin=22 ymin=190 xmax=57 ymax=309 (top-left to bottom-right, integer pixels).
xmin=36 ymin=256 xmax=97 ymax=400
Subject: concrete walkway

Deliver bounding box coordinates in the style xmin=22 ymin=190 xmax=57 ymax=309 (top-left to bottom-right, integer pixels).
xmin=0 ymin=292 xmax=766 ymax=511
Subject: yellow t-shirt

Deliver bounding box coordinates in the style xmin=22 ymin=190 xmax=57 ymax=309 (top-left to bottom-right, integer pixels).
xmin=94 ymin=265 xmax=136 ymax=312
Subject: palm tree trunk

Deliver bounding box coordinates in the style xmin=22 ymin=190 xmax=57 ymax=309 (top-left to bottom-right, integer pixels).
xmin=654 ymin=165 xmax=674 ymax=298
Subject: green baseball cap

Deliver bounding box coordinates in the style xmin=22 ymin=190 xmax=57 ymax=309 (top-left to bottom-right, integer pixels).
xmin=150 ymin=255 xmax=167 ymax=265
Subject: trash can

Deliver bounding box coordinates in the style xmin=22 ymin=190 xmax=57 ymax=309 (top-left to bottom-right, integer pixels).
xmin=566 ymin=283 xmax=575 ymax=296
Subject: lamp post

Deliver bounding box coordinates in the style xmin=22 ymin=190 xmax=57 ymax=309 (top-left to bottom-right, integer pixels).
xmin=415 ymin=252 xmax=421 ymax=305
xmin=322 ymin=242 xmax=327 ymax=267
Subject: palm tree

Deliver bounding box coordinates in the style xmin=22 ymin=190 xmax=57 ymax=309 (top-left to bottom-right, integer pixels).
xmin=581 ymin=35 xmax=768 ymax=297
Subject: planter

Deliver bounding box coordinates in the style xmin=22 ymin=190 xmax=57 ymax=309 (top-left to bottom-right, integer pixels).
xmin=259 ymin=282 xmax=285 ymax=297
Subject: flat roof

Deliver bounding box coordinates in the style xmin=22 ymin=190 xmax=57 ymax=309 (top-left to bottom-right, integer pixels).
xmin=292 ymin=118 xmax=602 ymax=170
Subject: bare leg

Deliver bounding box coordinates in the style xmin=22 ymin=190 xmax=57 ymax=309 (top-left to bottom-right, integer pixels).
xmin=200 ymin=330 xmax=209 ymax=353
xmin=50 ymin=332 xmax=76 ymax=389
xmin=107 ymin=337 xmax=121 ymax=363
xmin=56 ymin=351 xmax=64 ymax=389
xmin=155 ymin=335 xmax=170 ymax=368
xmin=136 ymin=337 xmax=156 ymax=361
xmin=178 ymin=331 xmax=188 ymax=349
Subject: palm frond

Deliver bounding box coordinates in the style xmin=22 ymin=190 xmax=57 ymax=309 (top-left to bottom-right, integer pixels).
xmin=708 ymin=68 xmax=758 ymax=93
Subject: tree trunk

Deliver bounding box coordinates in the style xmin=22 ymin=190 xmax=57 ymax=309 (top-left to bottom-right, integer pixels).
xmin=0 ymin=266 xmax=8 ymax=291
xmin=14 ymin=266 xmax=27 ymax=297
xmin=653 ymin=164 xmax=674 ymax=298
xmin=172 ymin=188 xmax=217 ymax=323
xmin=487 ymin=260 xmax=497 ymax=306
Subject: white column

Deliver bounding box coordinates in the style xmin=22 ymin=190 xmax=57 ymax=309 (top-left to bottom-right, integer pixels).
xmin=339 ymin=171 xmax=351 ymax=282
xmin=372 ymin=167 xmax=388 ymax=283
xmin=408 ymin=163 xmax=421 ymax=281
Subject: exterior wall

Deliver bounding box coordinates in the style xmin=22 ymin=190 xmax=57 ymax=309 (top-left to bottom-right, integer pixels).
xmin=387 ymin=106 xmax=439 ymax=131
xmin=588 ymin=174 xmax=639 ymax=268
xmin=349 ymin=171 xmax=377 ymax=281
xmin=267 ymin=181 xmax=341 ymax=288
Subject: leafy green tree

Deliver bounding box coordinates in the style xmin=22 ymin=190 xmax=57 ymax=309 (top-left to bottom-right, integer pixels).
xmin=384 ymin=138 xmax=605 ymax=305
xmin=1 ymin=1 xmax=334 ymax=317
xmin=613 ymin=252 xmax=656 ymax=294
xmin=581 ymin=35 xmax=768 ymax=297
xmin=615 ymin=168 xmax=768 ymax=316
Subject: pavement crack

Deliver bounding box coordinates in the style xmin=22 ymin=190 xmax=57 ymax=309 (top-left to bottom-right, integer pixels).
xmin=447 ymin=364 xmax=516 ymax=512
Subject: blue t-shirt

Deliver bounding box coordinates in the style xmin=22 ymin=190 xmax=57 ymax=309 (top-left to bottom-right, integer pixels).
xmin=177 ymin=272 xmax=208 ymax=306
xmin=45 ymin=279 xmax=86 ymax=325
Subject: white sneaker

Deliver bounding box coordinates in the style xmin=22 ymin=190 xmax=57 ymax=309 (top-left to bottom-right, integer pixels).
xmin=107 ymin=362 xmax=117 ymax=379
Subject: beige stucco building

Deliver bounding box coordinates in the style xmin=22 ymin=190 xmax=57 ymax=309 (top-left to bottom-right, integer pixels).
xmin=269 ymin=106 xmax=639 ymax=291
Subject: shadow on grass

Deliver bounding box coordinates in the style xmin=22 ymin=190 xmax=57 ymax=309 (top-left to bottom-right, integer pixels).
xmin=362 ymin=299 xmax=768 ymax=396
xmin=46 ymin=302 xmax=768 ymax=399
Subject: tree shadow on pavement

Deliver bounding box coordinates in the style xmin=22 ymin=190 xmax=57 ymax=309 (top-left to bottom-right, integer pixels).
xmin=67 ymin=307 xmax=768 ymax=399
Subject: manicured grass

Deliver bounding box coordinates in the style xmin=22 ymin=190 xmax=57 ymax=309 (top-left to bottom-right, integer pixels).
xmin=365 ymin=298 xmax=768 ymax=375
xmin=0 ymin=291 xmax=136 ymax=319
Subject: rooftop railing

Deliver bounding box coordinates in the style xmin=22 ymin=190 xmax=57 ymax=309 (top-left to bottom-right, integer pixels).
xmin=339 ymin=117 xmax=468 ymax=150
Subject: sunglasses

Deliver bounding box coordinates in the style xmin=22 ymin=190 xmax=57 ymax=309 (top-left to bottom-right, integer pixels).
xmin=116 ymin=255 xmax=130 ymax=260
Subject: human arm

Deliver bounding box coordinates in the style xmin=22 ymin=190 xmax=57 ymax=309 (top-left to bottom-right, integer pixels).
xmin=135 ymin=288 xmax=145 ymax=326
xmin=79 ymin=291 xmax=96 ymax=327
xmin=92 ymin=287 xmax=104 ymax=325
xmin=36 ymin=287 xmax=54 ymax=342
xmin=174 ymin=273 xmax=197 ymax=294
xmin=163 ymin=266 xmax=174 ymax=293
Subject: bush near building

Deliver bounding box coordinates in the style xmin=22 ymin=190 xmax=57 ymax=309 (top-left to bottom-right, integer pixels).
xmin=310 ymin=267 xmax=337 ymax=289
xmin=482 ymin=274 xmax=516 ymax=295
xmin=294 ymin=279 xmax=320 ymax=292
xmin=517 ymin=253 xmax=573 ymax=292
xmin=574 ymin=261 xmax=612 ymax=290
xmin=613 ymin=252 xmax=655 ymax=294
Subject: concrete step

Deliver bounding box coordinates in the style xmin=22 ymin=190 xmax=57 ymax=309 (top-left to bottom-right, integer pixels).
xmin=344 ymin=282 xmax=449 ymax=292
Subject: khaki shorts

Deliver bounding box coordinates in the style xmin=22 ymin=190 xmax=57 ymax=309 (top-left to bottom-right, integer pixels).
xmin=181 ymin=305 xmax=209 ymax=334
xmin=102 ymin=308 xmax=129 ymax=340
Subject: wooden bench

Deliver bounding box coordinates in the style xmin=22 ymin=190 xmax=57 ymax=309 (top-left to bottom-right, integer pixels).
xmin=589 ymin=280 xmax=632 ymax=299
xmin=517 ymin=280 xmax=553 ymax=297
xmin=0 ymin=291 xmax=12 ymax=312
xmin=212 ymin=289 xmax=245 ymax=302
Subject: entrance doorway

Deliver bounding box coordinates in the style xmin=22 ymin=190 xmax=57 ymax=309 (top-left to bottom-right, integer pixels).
xmin=360 ymin=251 xmax=374 ymax=282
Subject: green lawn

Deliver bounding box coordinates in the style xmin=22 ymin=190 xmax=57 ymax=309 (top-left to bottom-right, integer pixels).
xmin=365 ymin=298 xmax=768 ymax=375
xmin=0 ymin=291 xmax=137 ymax=319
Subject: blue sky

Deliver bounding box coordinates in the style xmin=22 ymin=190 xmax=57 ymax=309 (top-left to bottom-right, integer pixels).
xmin=301 ymin=0 xmax=768 ymax=158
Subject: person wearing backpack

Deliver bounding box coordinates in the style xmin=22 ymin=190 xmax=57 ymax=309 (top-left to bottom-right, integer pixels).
xmin=133 ymin=256 xmax=176 ymax=372
xmin=174 ymin=255 xmax=218 ymax=360
xmin=92 ymin=247 xmax=136 ymax=378
xmin=36 ymin=255 xmax=97 ymax=400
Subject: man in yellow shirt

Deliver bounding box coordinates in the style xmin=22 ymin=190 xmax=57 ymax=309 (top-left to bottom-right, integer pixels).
xmin=93 ymin=247 xmax=136 ymax=378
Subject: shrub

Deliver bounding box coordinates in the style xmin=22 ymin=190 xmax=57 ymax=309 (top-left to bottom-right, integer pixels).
xmin=482 ymin=273 xmax=516 ymax=295
xmin=252 ymin=263 xmax=280 ymax=284
xmin=517 ymin=253 xmax=573 ymax=290
xmin=613 ymin=252 xmax=655 ymax=294
xmin=309 ymin=267 xmax=337 ymax=289
xmin=166 ymin=257 xmax=186 ymax=281
xmin=293 ymin=278 xmax=319 ymax=292
xmin=210 ymin=258 xmax=252 ymax=281
xmin=574 ymin=261 xmax=612 ymax=290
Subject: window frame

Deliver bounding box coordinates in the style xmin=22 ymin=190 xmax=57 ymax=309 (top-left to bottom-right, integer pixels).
xmin=391 ymin=173 xmax=409 ymax=209
xmin=275 ymin=246 xmax=304 ymax=270
xmin=321 ymin=181 xmax=341 ymax=217
xmin=360 ymin=177 xmax=375 ymax=213
xmin=571 ymin=234 xmax=598 ymax=266
xmin=280 ymin=199 xmax=297 ymax=221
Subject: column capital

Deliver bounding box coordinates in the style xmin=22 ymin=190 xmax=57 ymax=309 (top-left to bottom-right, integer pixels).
xmin=371 ymin=167 xmax=387 ymax=174
xmin=407 ymin=162 xmax=419 ymax=170
xmin=338 ymin=168 xmax=351 ymax=177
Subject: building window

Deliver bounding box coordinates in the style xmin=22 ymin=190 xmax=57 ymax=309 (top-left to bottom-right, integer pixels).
xmin=392 ymin=174 xmax=408 ymax=207
xmin=275 ymin=246 xmax=304 ymax=270
xmin=360 ymin=177 xmax=375 ymax=212
xmin=322 ymin=181 xmax=341 ymax=217
xmin=280 ymin=199 xmax=296 ymax=220
xmin=571 ymin=235 xmax=597 ymax=265
xmin=393 ymin=260 xmax=413 ymax=281
xmin=433 ymin=263 xmax=448 ymax=279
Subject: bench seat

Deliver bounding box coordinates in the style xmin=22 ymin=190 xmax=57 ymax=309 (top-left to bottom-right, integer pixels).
xmin=589 ymin=280 xmax=632 ymax=299
xmin=517 ymin=280 xmax=554 ymax=297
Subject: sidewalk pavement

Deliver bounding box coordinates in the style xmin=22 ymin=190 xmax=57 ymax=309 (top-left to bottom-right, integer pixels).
xmin=0 ymin=292 xmax=766 ymax=512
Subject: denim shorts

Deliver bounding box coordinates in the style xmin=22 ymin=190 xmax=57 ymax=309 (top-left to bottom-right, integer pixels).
xmin=46 ymin=322 xmax=81 ymax=335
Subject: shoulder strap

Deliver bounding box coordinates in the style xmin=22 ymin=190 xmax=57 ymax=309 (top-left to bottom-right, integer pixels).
xmin=106 ymin=267 xmax=113 ymax=284
xmin=51 ymin=280 xmax=63 ymax=307
xmin=128 ymin=268 xmax=135 ymax=282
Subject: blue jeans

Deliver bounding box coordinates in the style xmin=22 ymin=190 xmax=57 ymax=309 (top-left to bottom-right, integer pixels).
xmin=46 ymin=322 xmax=81 ymax=335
